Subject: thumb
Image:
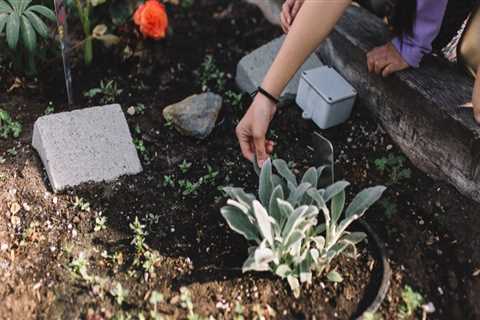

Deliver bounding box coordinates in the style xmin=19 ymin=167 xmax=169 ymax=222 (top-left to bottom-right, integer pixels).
xmin=254 ymin=135 xmax=268 ymax=167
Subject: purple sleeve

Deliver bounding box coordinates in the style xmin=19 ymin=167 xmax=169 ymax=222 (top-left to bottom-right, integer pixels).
xmin=392 ymin=0 xmax=448 ymax=68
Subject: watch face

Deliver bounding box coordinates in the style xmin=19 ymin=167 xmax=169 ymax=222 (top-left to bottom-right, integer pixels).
xmin=311 ymin=132 xmax=334 ymax=188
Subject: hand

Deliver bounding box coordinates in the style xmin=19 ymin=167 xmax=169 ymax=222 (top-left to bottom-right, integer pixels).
xmin=236 ymin=94 xmax=276 ymax=167
xmin=367 ymin=42 xmax=410 ymax=77
xmin=473 ymin=69 xmax=480 ymax=124
xmin=280 ymin=0 xmax=305 ymax=33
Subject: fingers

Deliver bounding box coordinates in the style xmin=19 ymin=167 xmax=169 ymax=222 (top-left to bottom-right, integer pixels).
xmin=253 ymin=134 xmax=268 ymax=167
xmin=282 ymin=0 xmax=294 ymax=24
xmin=280 ymin=10 xmax=289 ymax=33
xmin=374 ymin=58 xmax=389 ymax=74
xmin=382 ymin=64 xmax=396 ymax=77
xmin=291 ymin=0 xmax=302 ymax=21
xmin=236 ymin=125 xmax=254 ymax=162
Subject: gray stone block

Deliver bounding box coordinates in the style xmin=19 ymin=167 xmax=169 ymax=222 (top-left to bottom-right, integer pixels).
xmin=235 ymin=36 xmax=323 ymax=98
xmin=32 ymin=104 xmax=142 ymax=192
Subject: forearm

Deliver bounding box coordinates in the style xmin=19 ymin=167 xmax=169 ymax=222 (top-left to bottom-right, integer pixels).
xmin=261 ymin=0 xmax=351 ymax=97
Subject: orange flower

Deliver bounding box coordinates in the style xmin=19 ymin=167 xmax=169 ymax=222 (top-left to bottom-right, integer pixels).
xmin=134 ymin=0 xmax=168 ymax=40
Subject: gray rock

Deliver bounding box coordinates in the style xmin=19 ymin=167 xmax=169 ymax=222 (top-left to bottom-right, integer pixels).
xmin=32 ymin=104 xmax=142 ymax=192
xmin=163 ymin=93 xmax=222 ymax=139
xmin=244 ymin=0 xmax=282 ymax=26
xmin=236 ymin=36 xmax=323 ymax=98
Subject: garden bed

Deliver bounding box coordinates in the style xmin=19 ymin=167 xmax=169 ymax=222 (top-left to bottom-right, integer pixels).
xmin=1 ymin=1 xmax=479 ymax=319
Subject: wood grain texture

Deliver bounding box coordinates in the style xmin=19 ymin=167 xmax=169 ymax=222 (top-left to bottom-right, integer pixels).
xmin=317 ymin=5 xmax=480 ymax=202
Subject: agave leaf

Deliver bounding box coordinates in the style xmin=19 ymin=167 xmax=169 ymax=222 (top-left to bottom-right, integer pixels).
xmin=18 ymin=0 xmax=32 ymax=13
xmin=273 ymin=159 xmax=297 ymax=187
xmin=326 ymin=270 xmax=343 ymax=283
xmin=287 ymin=182 xmax=311 ymax=206
xmin=220 ymin=206 xmax=259 ymax=242
xmin=0 ymin=13 xmax=8 ymax=33
xmin=324 ymin=181 xmax=350 ymax=202
xmin=275 ymin=264 xmax=291 ymax=278
xmin=330 ymin=189 xmax=346 ymax=225
xmin=20 ymin=14 xmax=36 ymax=51
xmin=281 ymin=206 xmax=308 ymax=240
xmin=5 ymin=0 xmax=18 ymax=11
xmin=6 ymin=12 xmax=19 ymax=49
xmin=23 ymin=11 xmax=47 ymax=38
xmin=258 ymin=159 xmax=273 ymax=207
xmin=252 ymin=200 xmax=274 ymax=246
xmin=0 ymin=0 xmax=12 ymax=14
xmin=287 ymin=275 xmax=300 ymax=298
xmin=26 ymin=5 xmax=55 ymax=21
xmin=269 ymin=185 xmax=284 ymax=226
xmin=345 ymin=186 xmax=386 ymax=218
xmin=301 ymin=167 xmax=318 ymax=189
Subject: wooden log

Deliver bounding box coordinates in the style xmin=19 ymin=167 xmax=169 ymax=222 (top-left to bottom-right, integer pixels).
xmin=317 ymin=5 xmax=480 ymax=202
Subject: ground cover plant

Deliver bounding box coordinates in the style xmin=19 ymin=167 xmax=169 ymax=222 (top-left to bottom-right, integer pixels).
xmin=0 ymin=0 xmax=479 ymax=319
xmin=222 ymin=159 xmax=385 ymax=297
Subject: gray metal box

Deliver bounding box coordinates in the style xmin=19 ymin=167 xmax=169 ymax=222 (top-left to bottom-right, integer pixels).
xmin=296 ymin=66 xmax=357 ymax=129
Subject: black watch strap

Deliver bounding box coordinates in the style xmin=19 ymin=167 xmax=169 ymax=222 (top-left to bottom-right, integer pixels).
xmin=250 ymin=86 xmax=280 ymax=105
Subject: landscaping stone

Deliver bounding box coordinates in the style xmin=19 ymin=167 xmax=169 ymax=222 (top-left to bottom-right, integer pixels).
xmin=32 ymin=104 xmax=142 ymax=192
xmin=163 ymin=92 xmax=223 ymax=139
xmin=236 ymin=36 xmax=323 ymax=98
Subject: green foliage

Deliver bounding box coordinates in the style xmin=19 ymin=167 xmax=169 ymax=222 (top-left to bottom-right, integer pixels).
xmin=221 ymin=158 xmax=386 ymax=297
xmin=94 ymin=214 xmax=107 ymax=231
xmin=110 ymin=282 xmax=129 ymax=305
xmin=379 ymin=198 xmax=397 ymax=219
xmin=374 ymin=154 xmax=411 ymax=184
xmin=84 ymin=79 xmax=123 ymax=103
xmin=0 ymin=108 xmax=22 ymax=139
xmin=363 ymin=312 xmax=383 ymax=320
xmin=197 ymin=55 xmax=226 ymax=92
xmin=225 ymin=90 xmax=243 ymax=109
xmin=179 ymin=159 xmax=192 ymax=173
xmin=0 ymin=0 xmax=55 ymax=73
xmin=399 ymin=285 xmax=424 ymax=319
xmin=73 ymin=196 xmax=91 ymax=212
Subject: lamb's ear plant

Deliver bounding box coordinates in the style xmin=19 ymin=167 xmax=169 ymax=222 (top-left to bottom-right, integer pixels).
xmin=0 ymin=0 xmax=55 ymax=72
xmin=221 ymin=158 xmax=386 ymax=297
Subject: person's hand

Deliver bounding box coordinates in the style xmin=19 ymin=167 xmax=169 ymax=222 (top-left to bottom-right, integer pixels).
xmin=280 ymin=0 xmax=305 ymax=33
xmin=236 ymin=94 xmax=276 ymax=167
xmin=473 ymin=68 xmax=480 ymax=124
xmin=367 ymin=42 xmax=410 ymax=77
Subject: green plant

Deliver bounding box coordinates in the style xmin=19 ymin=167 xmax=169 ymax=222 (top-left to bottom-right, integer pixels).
xmin=374 ymin=154 xmax=411 ymax=184
xmin=221 ymin=158 xmax=385 ymax=297
xmin=197 ymin=55 xmax=225 ymax=92
xmin=379 ymin=198 xmax=397 ymax=219
xmin=225 ymin=90 xmax=243 ymax=109
xmin=180 ymin=287 xmax=205 ymax=320
xmin=399 ymin=285 xmax=424 ymax=319
xmin=163 ymin=175 xmax=175 ymax=187
xmin=179 ymin=160 xmax=192 ymax=173
xmin=110 ymin=282 xmax=129 ymax=305
xmin=94 ymin=214 xmax=107 ymax=231
xmin=149 ymin=290 xmax=165 ymax=320
xmin=0 ymin=0 xmax=55 ymax=72
xmin=84 ymin=79 xmax=123 ymax=103
xmin=363 ymin=312 xmax=383 ymax=320
xmin=0 ymin=108 xmax=22 ymax=139
xmin=44 ymin=101 xmax=54 ymax=115
xmin=69 ymin=252 xmax=91 ymax=280
xmin=73 ymin=196 xmax=91 ymax=212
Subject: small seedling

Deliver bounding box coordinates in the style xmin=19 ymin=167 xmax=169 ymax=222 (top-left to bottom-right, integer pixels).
xmin=94 ymin=215 xmax=107 ymax=232
xmin=73 ymin=196 xmax=91 ymax=212
xmin=0 ymin=109 xmax=22 ymax=139
xmin=134 ymin=138 xmax=150 ymax=161
xmin=398 ymin=285 xmax=424 ymax=319
xmin=130 ymin=217 xmax=146 ymax=257
xmin=234 ymin=302 xmax=245 ymax=320
xmin=197 ymin=55 xmax=226 ymax=92
xmin=6 ymin=147 xmax=17 ymax=156
xmin=180 ymin=287 xmax=204 ymax=320
xmin=379 ymin=198 xmax=398 ymax=219
xmin=44 ymin=102 xmax=55 ymax=115
xmin=363 ymin=312 xmax=383 ymax=320
xmin=84 ymin=80 xmax=123 ymax=103
xmin=149 ymin=290 xmax=165 ymax=319
xmin=163 ymin=175 xmax=175 ymax=188
xmin=225 ymin=90 xmax=243 ymax=109
xmin=374 ymin=154 xmax=411 ymax=185
xmin=110 ymin=282 xmax=129 ymax=305
xmin=179 ymin=160 xmax=192 ymax=174
xmin=69 ymin=252 xmax=91 ymax=281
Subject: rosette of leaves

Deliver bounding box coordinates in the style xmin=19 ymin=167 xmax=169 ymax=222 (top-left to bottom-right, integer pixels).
xmin=221 ymin=158 xmax=385 ymax=297
xmin=0 ymin=0 xmax=55 ymax=72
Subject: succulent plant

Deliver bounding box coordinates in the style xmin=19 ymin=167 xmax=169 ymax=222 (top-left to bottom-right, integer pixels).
xmin=221 ymin=158 xmax=385 ymax=297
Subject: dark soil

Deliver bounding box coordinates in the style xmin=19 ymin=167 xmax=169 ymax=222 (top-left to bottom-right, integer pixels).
xmin=1 ymin=0 xmax=480 ymax=319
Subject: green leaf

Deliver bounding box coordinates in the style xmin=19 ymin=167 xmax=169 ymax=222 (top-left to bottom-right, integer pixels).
xmin=6 ymin=0 xmax=18 ymax=11
xmin=27 ymin=5 xmax=55 ymax=21
xmin=284 ymin=230 xmax=304 ymax=251
xmin=340 ymin=232 xmax=367 ymax=245
xmin=0 ymin=13 xmax=8 ymax=33
xmin=268 ymin=185 xmax=284 ymax=225
xmin=252 ymin=200 xmax=274 ymax=246
xmin=324 ymin=181 xmax=350 ymax=202
xmin=345 ymin=186 xmax=386 ymax=218
xmin=18 ymin=0 xmax=32 ymax=13
xmin=287 ymin=182 xmax=311 ymax=207
xmin=221 ymin=205 xmax=259 ymax=242
xmin=281 ymin=205 xmax=308 ymax=239
xmin=6 ymin=11 xmax=19 ymax=49
xmin=307 ymin=188 xmax=327 ymax=210
xmin=275 ymin=264 xmax=291 ymax=278
xmin=277 ymin=198 xmax=294 ymax=221
xmin=20 ymin=14 xmax=36 ymax=51
xmin=301 ymin=167 xmax=318 ymax=189
xmin=272 ymin=159 xmax=297 ymax=187
xmin=326 ymin=270 xmax=343 ymax=283
xmin=23 ymin=11 xmax=48 ymax=38
xmin=258 ymin=158 xmax=273 ymax=207
xmin=287 ymin=275 xmax=300 ymax=298
xmin=0 ymin=0 xmax=12 ymax=14
xmin=330 ymin=189 xmax=345 ymax=225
